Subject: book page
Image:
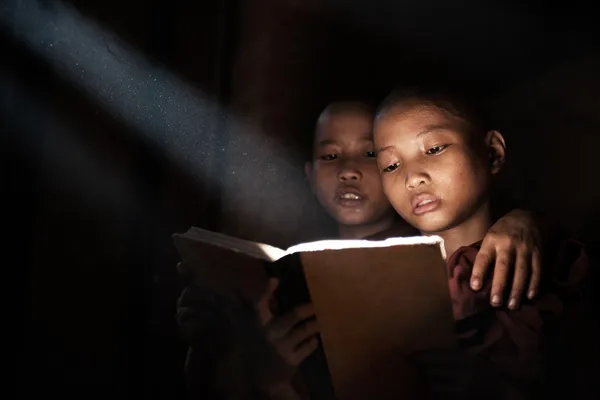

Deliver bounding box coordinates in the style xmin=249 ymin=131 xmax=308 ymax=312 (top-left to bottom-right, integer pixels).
xmin=286 ymin=235 xmax=446 ymax=259
xmin=173 ymin=227 xmax=271 ymax=303
xmin=173 ymin=226 xmax=452 ymax=398
xmin=174 ymin=226 xmax=446 ymax=261
xmin=174 ymin=226 xmax=287 ymax=262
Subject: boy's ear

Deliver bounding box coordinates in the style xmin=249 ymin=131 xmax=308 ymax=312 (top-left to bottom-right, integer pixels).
xmin=485 ymin=130 xmax=506 ymax=174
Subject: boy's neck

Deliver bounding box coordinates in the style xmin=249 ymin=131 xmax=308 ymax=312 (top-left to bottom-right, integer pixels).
xmin=338 ymin=215 xmax=397 ymax=240
xmin=425 ymin=201 xmax=493 ymax=259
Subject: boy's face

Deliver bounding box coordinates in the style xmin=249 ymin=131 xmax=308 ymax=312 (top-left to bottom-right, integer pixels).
xmin=306 ymin=108 xmax=394 ymax=227
xmin=373 ymin=101 xmax=504 ymax=234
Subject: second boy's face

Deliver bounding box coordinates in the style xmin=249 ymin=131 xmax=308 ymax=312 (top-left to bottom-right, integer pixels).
xmin=307 ymin=109 xmax=393 ymax=227
xmin=373 ymin=102 xmax=495 ymax=234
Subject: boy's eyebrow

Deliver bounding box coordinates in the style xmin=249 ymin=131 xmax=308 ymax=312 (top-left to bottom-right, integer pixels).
xmin=376 ymin=125 xmax=450 ymax=154
xmin=317 ymin=139 xmax=337 ymax=147
xmin=416 ymin=124 xmax=451 ymax=138
xmin=318 ymin=137 xmax=373 ymax=147
xmin=377 ymin=146 xmax=395 ymax=155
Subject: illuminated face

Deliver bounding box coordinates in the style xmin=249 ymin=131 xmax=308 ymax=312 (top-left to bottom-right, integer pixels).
xmin=307 ymin=107 xmax=394 ymax=227
xmin=373 ymin=102 xmax=503 ymax=234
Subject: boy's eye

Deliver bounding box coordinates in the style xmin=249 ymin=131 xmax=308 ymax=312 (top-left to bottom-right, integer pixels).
xmin=383 ymin=162 xmax=400 ymax=173
xmin=364 ymin=151 xmax=376 ymax=158
xmin=426 ymin=145 xmax=448 ymax=155
xmin=320 ymin=154 xmax=338 ymax=161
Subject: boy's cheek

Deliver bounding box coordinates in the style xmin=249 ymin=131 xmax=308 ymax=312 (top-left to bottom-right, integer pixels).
xmin=389 ymin=194 xmax=413 ymax=221
xmin=311 ymin=174 xmax=332 ymax=194
xmin=313 ymin=166 xmax=336 ymax=182
xmin=383 ymin=180 xmax=407 ymax=205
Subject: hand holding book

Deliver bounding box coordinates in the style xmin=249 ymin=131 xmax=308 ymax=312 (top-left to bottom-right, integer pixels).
xmin=256 ymin=278 xmax=319 ymax=395
xmin=173 ymin=227 xmax=455 ymax=399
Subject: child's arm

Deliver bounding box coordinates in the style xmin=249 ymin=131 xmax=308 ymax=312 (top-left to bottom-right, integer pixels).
xmin=176 ymin=277 xmax=250 ymax=398
xmin=441 ymin=240 xmax=596 ymax=399
xmin=471 ymin=209 xmax=543 ymax=310
xmin=255 ymin=278 xmax=318 ymax=399
xmin=437 ymin=245 xmax=540 ymax=398
xmin=177 ymin=283 xmax=223 ymax=347
xmin=177 ymin=264 xmax=318 ymax=399
xmin=447 ymin=245 xmax=494 ymax=321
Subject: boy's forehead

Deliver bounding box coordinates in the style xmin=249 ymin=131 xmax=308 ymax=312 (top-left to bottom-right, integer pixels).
xmin=315 ymin=110 xmax=373 ymax=143
xmin=375 ymin=103 xmax=465 ymax=136
xmin=318 ymin=108 xmax=373 ymax=127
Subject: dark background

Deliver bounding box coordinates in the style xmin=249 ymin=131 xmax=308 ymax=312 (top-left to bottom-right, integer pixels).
xmin=3 ymin=0 xmax=599 ymax=397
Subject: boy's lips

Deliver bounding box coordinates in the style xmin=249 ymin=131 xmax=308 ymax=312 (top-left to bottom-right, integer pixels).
xmin=411 ymin=193 xmax=440 ymax=215
xmin=335 ymin=186 xmax=366 ymax=207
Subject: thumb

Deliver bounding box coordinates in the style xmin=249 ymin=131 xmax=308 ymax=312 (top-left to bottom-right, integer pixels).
xmin=255 ymin=277 xmax=279 ymax=324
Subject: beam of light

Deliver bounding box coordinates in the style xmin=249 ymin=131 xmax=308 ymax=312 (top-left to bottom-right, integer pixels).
xmin=1 ymin=0 xmax=227 ymax=183
xmin=1 ymin=0 xmax=311 ymax=245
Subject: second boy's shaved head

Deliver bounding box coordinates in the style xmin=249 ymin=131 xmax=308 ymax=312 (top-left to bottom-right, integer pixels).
xmin=319 ymin=101 xmax=374 ymax=119
xmin=306 ymin=101 xmax=396 ymax=238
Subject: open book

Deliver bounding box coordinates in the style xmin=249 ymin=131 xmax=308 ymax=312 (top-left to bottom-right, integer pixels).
xmin=173 ymin=227 xmax=456 ymax=400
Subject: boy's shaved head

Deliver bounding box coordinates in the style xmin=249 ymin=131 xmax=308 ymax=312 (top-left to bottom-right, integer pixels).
xmin=306 ymin=101 xmax=374 ymax=161
xmin=306 ymin=100 xmax=396 ymax=238
xmin=373 ymin=86 xmax=506 ymax=242
xmin=318 ymin=101 xmax=374 ymax=121
xmin=375 ymin=87 xmax=487 ymax=137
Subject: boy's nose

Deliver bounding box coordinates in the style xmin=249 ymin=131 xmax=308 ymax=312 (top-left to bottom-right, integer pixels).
xmin=405 ymin=170 xmax=429 ymax=189
xmin=338 ymin=164 xmax=362 ymax=181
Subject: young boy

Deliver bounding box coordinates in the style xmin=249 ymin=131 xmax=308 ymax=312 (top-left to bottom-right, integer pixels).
xmin=304 ymin=101 xmax=542 ymax=305
xmin=177 ymin=101 xmax=546 ymax=399
xmin=371 ymin=87 xmax=595 ymax=398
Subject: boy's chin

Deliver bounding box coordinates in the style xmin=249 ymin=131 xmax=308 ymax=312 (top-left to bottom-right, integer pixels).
xmin=336 ymin=215 xmax=371 ymax=227
xmin=333 ymin=209 xmax=374 ymax=227
xmin=408 ymin=216 xmax=452 ymax=235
